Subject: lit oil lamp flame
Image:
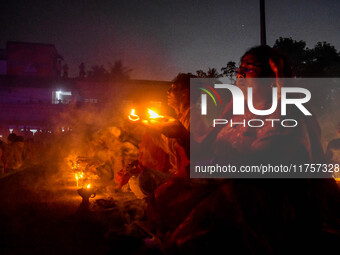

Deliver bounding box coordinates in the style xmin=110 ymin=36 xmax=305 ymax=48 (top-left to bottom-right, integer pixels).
xmin=128 ymin=109 xmax=140 ymax=121
xmin=86 ymin=184 xmax=91 ymax=189
xmin=75 ymin=172 xmax=84 ymax=188
xmin=148 ymin=109 xmax=164 ymax=119
xmin=75 ymin=173 xmax=79 ymax=188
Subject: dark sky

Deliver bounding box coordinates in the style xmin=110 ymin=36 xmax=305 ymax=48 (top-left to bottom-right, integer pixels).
xmin=1 ymin=0 xmax=340 ymax=80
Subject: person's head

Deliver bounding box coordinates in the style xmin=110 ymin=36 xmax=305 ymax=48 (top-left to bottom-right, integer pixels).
xmin=236 ymin=45 xmax=292 ymax=106
xmin=168 ymin=73 xmax=196 ymax=112
xmin=237 ymin=45 xmax=292 ymax=79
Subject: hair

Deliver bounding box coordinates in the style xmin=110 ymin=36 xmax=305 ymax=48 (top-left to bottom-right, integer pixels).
xmin=241 ymin=45 xmax=292 ymax=78
xmin=172 ymin=73 xmax=197 ymax=90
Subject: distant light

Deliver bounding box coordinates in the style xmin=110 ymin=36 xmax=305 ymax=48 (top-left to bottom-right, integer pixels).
xmin=56 ymin=91 xmax=61 ymax=100
xmin=55 ymin=91 xmax=72 ymax=101
xmin=30 ymin=129 xmax=38 ymax=135
xmin=9 ymin=129 xmax=13 ymax=133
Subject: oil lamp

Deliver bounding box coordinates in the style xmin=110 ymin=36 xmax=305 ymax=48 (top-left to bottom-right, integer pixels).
xmin=128 ymin=109 xmax=140 ymax=121
xmin=147 ymin=109 xmax=164 ymax=119
xmin=77 ymin=183 xmax=96 ymax=208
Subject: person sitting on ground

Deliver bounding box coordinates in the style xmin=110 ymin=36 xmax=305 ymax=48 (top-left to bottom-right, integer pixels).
xmin=163 ymin=45 xmax=339 ymax=254
xmin=115 ymin=73 xmax=194 ymax=196
xmin=3 ymin=133 xmax=25 ymax=171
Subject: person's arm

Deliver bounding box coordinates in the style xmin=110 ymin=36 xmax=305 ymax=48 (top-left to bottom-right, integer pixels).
xmin=161 ymin=120 xmax=190 ymax=158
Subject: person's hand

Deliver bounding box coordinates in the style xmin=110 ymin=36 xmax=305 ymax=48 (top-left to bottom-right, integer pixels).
xmin=160 ymin=119 xmax=188 ymax=139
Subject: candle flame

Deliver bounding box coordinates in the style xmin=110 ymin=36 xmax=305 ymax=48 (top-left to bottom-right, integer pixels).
xmin=148 ymin=109 xmax=164 ymax=119
xmin=128 ymin=109 xmax=140 ymax=121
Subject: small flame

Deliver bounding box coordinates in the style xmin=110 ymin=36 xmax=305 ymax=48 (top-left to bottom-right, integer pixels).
xmin=86 ymin=184 xmax=91 ymax=189
xmin=75 ymin=172 xmax=84 ymax=180
xmin=128 ymin=109 xmax=140 ymax=121
xmin=148 ymin=109 xmax=164 ymax=119
xmin=75 ymin=172 xmax=84 ymax=188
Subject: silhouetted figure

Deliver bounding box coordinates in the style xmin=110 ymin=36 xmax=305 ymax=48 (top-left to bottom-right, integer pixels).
xmin=62 ymin=64 xmax=69 ymax=78
xmin=79 ymin=62 xmax=86 ymax=78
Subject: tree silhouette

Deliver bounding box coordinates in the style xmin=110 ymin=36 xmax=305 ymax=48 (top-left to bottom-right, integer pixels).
xmin=309 ymin=42 xmax=340 ymax=77
xmin=108 ymin=60 xmax=132 ymax=81
xmin=273 ymin=37 xmax=309 ymax=76
xmin=86 ymin=65 xmax=109 ymax=81
xmin=196 ymin=68 xmax=222 ymax=78
xmin=196 ymin=70 xmax=207 ymax=77
xmin=221 ymin=61 xmax=237 ymax=83
xmin=273 ymin=37 xmax=340 ymax=77
xmin=85 ymin=60 xmax=132 ymax=82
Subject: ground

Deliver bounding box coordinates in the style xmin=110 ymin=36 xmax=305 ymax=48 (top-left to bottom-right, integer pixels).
xmin=1 ymin=161 xmax=339 ymax=255
xmin=0 ymin=161 xmax=147 ymax=254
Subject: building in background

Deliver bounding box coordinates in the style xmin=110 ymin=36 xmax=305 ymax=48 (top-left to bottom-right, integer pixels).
xmin=0 ymin=41 xmax=170 ymax=139
xmin=6 ymin=41 xmax=63 ymax=77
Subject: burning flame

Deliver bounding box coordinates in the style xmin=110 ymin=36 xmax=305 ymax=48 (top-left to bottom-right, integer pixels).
xmin=75 ymin=172 xmax=84 ymax=188
xmin=86 ymin=184 xmax=91 ymax=189
xmin=128 ymin=109 xmax=140 ymax=121
xmin=148 ymin=109 xmax=164 ymax=119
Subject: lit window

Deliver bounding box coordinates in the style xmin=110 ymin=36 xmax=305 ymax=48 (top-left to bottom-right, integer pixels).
xmin=52 ymin=91 xmax=72 ymax=104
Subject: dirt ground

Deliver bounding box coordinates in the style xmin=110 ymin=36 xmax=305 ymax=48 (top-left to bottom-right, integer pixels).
xmin=0 ymin=161 xmax=148 ymax=255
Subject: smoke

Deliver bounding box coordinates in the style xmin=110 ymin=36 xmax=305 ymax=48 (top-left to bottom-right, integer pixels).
xmin=26 ymin=87 xmax=148 ymax=210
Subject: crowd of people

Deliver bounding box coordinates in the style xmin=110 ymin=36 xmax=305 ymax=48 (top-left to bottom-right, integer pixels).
xmin=0 ymin=128 xmax=67 ymax=175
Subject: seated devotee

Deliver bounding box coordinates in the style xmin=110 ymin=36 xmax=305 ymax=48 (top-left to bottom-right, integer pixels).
xmin=157 ymin=46 xmax=340 ymax=254
xmin=3 ymin=133 xmax=25 ymax=171
xmin=115 ymin=73 xmax=194 ymax=196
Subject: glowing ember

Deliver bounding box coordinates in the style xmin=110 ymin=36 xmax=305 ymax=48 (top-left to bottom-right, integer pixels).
xmin=148 ymin=109 xmax=164 ymax=119
xmin=128 ymin=109 xmax=140 ymax=121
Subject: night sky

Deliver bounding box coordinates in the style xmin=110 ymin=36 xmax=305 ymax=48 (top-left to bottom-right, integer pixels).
xmin=1 ymin=0 xmax=340 ymax=80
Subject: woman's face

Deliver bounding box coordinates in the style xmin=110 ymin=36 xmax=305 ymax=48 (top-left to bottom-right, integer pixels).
xmin=236 ymin=53 xmax=264 ymax=79
xmin=236 ymin=53 xmax=274 ymax=106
